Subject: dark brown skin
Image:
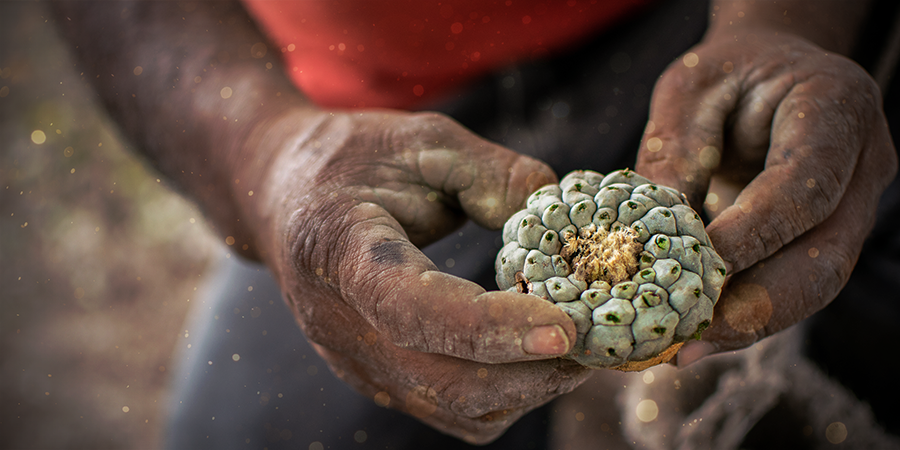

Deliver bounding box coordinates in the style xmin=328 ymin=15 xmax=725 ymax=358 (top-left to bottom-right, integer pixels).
xmin=51 ymin=0 xmax=897 ymax=443
xmin=636 ymin=0 xmax=898 ymax=364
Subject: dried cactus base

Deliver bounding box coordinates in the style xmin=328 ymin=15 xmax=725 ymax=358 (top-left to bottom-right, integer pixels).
xmin=496 ymin=169 xmax=726 ymax=370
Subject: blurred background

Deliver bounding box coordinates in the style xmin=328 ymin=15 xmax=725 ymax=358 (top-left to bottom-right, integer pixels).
xmin=1 ymin=2 xmax=222 ymax=448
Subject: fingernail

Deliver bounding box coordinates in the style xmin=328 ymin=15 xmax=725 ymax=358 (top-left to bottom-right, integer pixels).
xmin=676 ymin=340 xmax=715 ymax=368
xmin=523 ymin=325 xmax=569 ymax=355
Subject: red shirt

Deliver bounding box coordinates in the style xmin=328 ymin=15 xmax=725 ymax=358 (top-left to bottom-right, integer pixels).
xmin=243 ymin=0 xmax=653 ymax=109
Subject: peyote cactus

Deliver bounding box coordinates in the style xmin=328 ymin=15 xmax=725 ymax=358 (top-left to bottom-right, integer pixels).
xmin=496 ymin=169 xmax=726 ymax=371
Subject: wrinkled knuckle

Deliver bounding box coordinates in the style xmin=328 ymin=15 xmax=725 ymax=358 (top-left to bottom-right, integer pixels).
xmin=410 ymin=111 xmax=460 ymax=133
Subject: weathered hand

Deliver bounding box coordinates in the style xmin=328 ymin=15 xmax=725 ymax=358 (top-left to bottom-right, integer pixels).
xmin=635 ymin=32 xmax=897 ymax=361
xmin=247 ymin=110 xmax=589 ymax=443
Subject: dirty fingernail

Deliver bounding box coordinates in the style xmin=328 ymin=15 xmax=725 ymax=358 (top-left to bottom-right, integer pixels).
xmin=676 ymin=340 xmax=715 ymax=368
xmin=523 ymin=325 xmax=569 ymax=355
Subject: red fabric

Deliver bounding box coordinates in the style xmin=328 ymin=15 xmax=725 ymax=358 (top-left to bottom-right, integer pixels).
xmin=243 ymin=0 xmax=653 ymax=109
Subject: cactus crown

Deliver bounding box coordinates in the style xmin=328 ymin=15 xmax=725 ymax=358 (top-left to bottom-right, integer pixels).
xmin=561 ymin=224 xmax=642 ymax=286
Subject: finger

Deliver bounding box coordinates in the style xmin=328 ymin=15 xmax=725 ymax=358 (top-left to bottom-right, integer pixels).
xmin=636 ymin=55 xmax=739 ymax=207
xmin=311 ymin=328 xmax=589 ymax=444
xmin=707 ymin=69 xmax=883 ymax=272
xmin=291 ymin=198 xmax=578 ymax=363
xmin=406 ymin=112 xmax=557 ymax=229
xmin=692 ymin=122 xmax=896 ymax=353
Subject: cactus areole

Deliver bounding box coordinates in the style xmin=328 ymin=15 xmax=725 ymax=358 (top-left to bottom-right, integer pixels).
xmin=495 ymin=169 xmax=726 ymax=371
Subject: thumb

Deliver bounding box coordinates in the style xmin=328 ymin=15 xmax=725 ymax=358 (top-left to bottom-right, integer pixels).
xmin=410 ymin=113 xmax=557 ymax=229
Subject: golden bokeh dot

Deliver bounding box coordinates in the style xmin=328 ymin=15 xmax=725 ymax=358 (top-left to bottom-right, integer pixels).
xmin=806 ymin=178 xmax=816 ymax=188
xmin=63 ymin=146 xmax=74 ymax=157
xmin=642 ymin=371 xmax=655 ymax=384
xmin=477 ymin=368 xmax=489 ymax=379
xmin=683 ymin=52 xmax=699 ymax=68
xmin=723 ymin=61 xmax=734 ymax=73
xmin=645 ymin=120 xmax=656 ymax=134
xmin=808 ymin=247 xmax=819 ymax=258
xmin=721 ymin=283 xmax=773 ymax=334
xmin=225 ymin=236 xmax=236 ymax=246
xmin=232 ymin=353 xmax=241 ymax=361
xmin=825 ymin=422 xmax=847 ymax=444
xmin=373 ymin=391 xmax=391 ymax=407
xmin=699 ymin=145 xmax=721 ymax=169
xmin=798 ymin=112 xmax=805 ymax=119
xmin=220 ymin=86 xmax=233 ymax=99
xmin=250 ymin=42 xmax=268 ymax=58
xmin=705 ymin=192 xmax=719 ymax=205
xmin=575 ymin=412 xmax=585 ymax=421
xmin=194 ymin=76 xmax=202 ymax=83
xmin=753 ymin=101 xmax=765 ymax=113
xmin=31 ymin=130 xmax=46 ymax=144
xmin=488 ymin=303 xmax=504 ymax=319
xmin=133 ymin=66 xmax=143 ymax=75
xmin=636 ymin=399 xmax=659 ymax=422
xmin=647 ymin=137 xmax=663 ymax=153
xmin=122 ymin=406 xmax=130 ymax=413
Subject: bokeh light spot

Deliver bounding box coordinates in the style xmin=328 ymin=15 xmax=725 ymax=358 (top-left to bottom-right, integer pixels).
xmin=374 ymin=391 xmax=391 ymax=407
xmin=647 ymin=137 xmax=663 ymax=153
xmin=721 ymin=283 xmax=773 ymax=333
xmin=636 ymin=399 xmax=658 ymax=422
xmin=683 ymin=52 xmax=699 ymax=68
xmin=825 ymin=422 xmax=847 ymax=444
xmin=31 ymin=130 xmax=46 ymax=144
xmin=699 ymin=146 xmax=721 ymax=169
xmin=220 ymin=87 xmax=233 ymax=99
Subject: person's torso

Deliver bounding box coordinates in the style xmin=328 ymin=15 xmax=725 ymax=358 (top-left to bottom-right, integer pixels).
xmin=243 ymin=0 xmax=654 ymax=108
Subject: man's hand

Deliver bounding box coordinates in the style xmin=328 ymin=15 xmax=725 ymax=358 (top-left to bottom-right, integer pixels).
xmin=51 ymin=1 xmax=589 ymax=443
xmin=636 ymin=1 xmax=897 ymax=362
xmin=243 ymin=110 xmax=587 ymax=443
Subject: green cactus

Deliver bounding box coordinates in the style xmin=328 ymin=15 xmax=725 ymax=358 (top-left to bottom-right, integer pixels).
xmin=495 ymin=170 xmax=726 ymax=370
